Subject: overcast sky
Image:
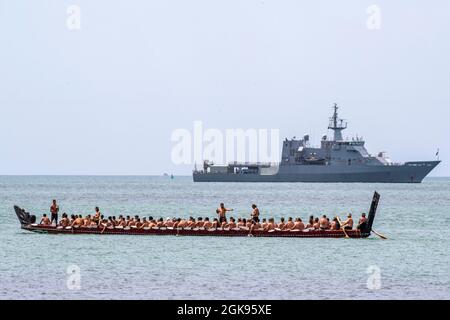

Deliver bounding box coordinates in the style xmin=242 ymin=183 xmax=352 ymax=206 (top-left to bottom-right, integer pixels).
xmin=0 ymin=0 xmax=448 ymax=176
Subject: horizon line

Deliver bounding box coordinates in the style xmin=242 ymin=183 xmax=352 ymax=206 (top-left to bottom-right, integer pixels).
xmin=0 ymin=174 xmax=448 ymax=178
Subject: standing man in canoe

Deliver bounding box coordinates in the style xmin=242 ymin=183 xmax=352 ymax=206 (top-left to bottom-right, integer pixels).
xmin=50 ymin=199 xmax=59 ymax=226
xmin=251 ymin=204 xmax=260 ymax=222
xmin=93 ymin=207 xmax=101 ymax=224
xmin=217 ymin=203 xmax=233 ymax=225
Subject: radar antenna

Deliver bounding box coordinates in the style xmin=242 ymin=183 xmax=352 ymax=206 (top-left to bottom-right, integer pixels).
xmin=328 ymin=103 xmax=347 ymax=141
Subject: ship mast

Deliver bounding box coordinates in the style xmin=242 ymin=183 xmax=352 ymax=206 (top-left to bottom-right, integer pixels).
xmin=328 ymin=103 xmax=347 ymax=141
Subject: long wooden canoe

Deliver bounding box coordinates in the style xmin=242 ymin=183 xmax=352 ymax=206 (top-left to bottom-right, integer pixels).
xmin=14 ymin=192 xmax=380 ymax=239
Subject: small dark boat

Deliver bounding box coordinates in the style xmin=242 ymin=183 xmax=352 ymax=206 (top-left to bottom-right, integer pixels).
xmin=13 ymin=192 xmax=380 ymax=239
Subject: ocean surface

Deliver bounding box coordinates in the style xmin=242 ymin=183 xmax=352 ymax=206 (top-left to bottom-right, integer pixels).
xmin=0 ymin=176 xmax=449 ymax=300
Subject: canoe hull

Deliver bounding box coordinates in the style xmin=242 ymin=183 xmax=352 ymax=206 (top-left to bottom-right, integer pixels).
xmin=20 ymin=224 xmax=369 ymax=238
xmin=14 ymin=191 xmax=380 ymax=239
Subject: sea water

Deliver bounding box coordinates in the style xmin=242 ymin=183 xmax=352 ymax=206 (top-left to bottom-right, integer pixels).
xmin=0 ymin=176 xmax=449 ymax=299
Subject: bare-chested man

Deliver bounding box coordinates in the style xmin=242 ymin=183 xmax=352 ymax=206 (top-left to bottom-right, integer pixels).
xmin=203 ymin=217 xmax=212 ymax=229
xmin=138 ymin=217 xmax=148 ymax=228
xmin=118 ymin=217 xmax=127 ymax=227
xmin=277 ymin=217 xmax=286 ymax=230
xmin=93 ymin=207 xmax=101 ymax=224
xmin=111 ymin=216 xmax=118 ymax=226
xmin=319 ymin=215 xmax=329 ymax=230
xmin=261 ymin=218 xmax=268 ymax=229
xmin=83 ymin=215 xmax=92 ymax=227
xmin=134 ymin=218 xmax=142 ymax=228
xmin=156 ymin=218 xmax=164 ymax=228
xmin=50 ymin=200 xmax=59 ymax=226
xmin=211 ymin=218 xmax=219 ymax=229
xmin=341 ymin=214 xmax=354 ymax=230
xmin=306 ymin=215 xmax=314 ymax=228
xmin=330 ymin=217 xmax=340 ymax=230
xmin=312 ymin=217 xmax=320 ymax=229
xmin=148 ymin=217 xmax=158 ymax=228
xmin=217 ymin=203 xmax=233 ymax=224
xmin=251 ymin=204 xmax=260 ymax=222
xmin=225 ymin=217 xmax=237 ymax=229
xmin=71 ymin=215 xmax=84 ymax=227
xmin=187 ymin=217 xmax=196 ymax=228
xmin=127 ymin=217 xmax=136 ymax=227
xmin=292 ymin=218 xmax=305 ymax=231
xmin=264 ymin=218 xmax=277 ymax=231
xmin=357 ymin=213 xmax=367 ymax=230
xmin=284 ymin=217 xmax=294 ymax=230
xmin=99 ymin=216 xmax=108 ymax=226
xmin=173 ymin=218 xmax=181 ymax=228
xmin=164 ymin=218 xmax=174 ymax=228
xmin=196 ymin=217 xmax=204 ymax=228
xmin=177 ymin=218 xmax=188 ymax=228
xmin=40 ymin=214 xmax=51 ymax=225
xmin=239 ymin=218 xmax=250 ymax=229
xmin=59 ymin=213 xmax=70 ymax=227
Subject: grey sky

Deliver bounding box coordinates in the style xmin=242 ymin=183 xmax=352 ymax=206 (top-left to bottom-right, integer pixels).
xmin=0 ymin=0 xmax=448 ymax=175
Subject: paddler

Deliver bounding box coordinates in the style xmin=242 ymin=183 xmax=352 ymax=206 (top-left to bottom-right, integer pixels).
xmin=196 ymin=217 xmax=204 ymax=228
xmin=261 ymin=218 xmax=268 ymax=229
xmin=71 ymin=215 xmax=84 ymax=227
xmin=277 ymin=217 xmax=286 ymax=230
xmin=59 ymin=213 xmax=70 ymax=227
xmin=313 ymin=217 xmax=320 ymax=229
xmin=306 ymin=215 xmax=314 ymax=228
xmin=357 ymin=213 xmax=367 ymax=230
xmin=211 ymin=218 xmax=219 ymax=229
xmin=224 ymin=217 xmax=237 ymax=229
xmin=292 ymin=218 xmax=305 ymax=231
xmin=163 ymin=218 xmax=174 ymax=228
xmin=40 ymin=214 xmax=51 ymax=225
xmin=203 ymin=217 xmax=212 ymax=229
xmin=330 ymin=217 xmax=340 ymax=230
xmin=83 ymin=215 xmax=92 ymax=227
xmin=264 ymin=218 xmax=277 ymax=231
xmin=341 ymin=213 xmax=354 ymax=230
xmin=319 ymin=215 xmax=329 ymax=230
xmin=284 ymin=217 xmax=294 ymax=230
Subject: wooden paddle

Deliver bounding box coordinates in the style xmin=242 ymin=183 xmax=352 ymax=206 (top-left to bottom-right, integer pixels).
xmin=371 ymin=229 xmax=388 ymax=240
xmin=336 ymin=216 xmax=350 ymax=238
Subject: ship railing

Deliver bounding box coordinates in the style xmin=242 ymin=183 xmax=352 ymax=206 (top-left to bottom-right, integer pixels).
xmin=384 ymin=162 xmax=404 ymax=166
xmin=229 ymin=161 xmax=278 ymax=167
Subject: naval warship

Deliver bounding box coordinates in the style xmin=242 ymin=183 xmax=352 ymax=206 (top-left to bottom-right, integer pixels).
xmin=193 ymin=104 xmax=440 ymax=183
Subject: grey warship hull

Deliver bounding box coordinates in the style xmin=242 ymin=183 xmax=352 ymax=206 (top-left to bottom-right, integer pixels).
xmin=193 ymin=161 xmax=440 ymax=183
